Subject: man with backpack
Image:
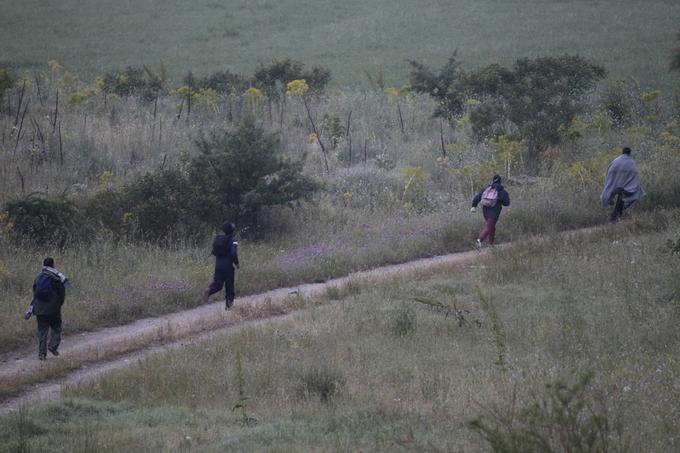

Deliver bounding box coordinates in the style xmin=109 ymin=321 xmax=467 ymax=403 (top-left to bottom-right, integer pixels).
xmin=470 ymin=174 xmax=510 ymax=248
xmin=203 ymin=221 xmax=240 ymax=310
xmin=25 ymin=257 xmax=69 ymax=360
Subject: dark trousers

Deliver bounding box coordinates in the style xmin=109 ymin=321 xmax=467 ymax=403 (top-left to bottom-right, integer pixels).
xmin=610 ymin=192 xmax=626 ymax=222
xmin=208 ymin=266 xmax=235 ymax=302
xmin=36 ymin=315 xmax=61 ymax=356
xmin=479 ymin=218 xmax=498 ymax=244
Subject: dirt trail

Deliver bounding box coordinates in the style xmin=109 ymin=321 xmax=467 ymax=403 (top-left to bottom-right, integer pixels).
xmin=0 ymin=247 xmax=487 ymax=415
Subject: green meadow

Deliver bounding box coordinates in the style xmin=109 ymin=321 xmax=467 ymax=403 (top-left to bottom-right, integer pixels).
xmin=1 ymin=0 xmax=679 ymax=89
xmin=3 ymin=218 xmax=680 ymax=451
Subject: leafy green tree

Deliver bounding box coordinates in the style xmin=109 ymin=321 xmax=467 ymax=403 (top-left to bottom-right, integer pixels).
xmin=408 ymin=55 xmax=467 ymax=119
xmin=410 ymin=55 xmax=605 ymax=168
xmin=190 ymin=117 xmax=319 ymax=230
xmin=499 ymin=56 xmax=605 ymax=159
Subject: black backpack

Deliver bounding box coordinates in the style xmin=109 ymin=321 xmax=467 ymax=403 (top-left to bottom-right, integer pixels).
xmin=34 ymin=273 xmax=55 ymax=301
xmin=212 ymin=235 xmax=233 ymax=257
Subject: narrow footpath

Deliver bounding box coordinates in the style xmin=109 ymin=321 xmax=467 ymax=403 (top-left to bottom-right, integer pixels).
xmin=1 ymin=247 xmax=491 ymax=415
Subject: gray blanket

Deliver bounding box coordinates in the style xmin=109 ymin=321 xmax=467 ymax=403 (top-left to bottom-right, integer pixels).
xmin=600 ymin=154 xmax=646 ymax=207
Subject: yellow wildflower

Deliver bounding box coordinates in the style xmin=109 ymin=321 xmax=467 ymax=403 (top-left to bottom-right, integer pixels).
xmin=243 ymin=87 xmax=263 ymax=102
xmin=99 ymin=171 xmax=114 ymax=185
xmin=286 ymin=79 xmax=309 ymax=96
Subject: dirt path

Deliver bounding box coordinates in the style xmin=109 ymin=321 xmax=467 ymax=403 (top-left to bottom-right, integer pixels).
xmin=0 ymin=247 xmax=488 ymax=414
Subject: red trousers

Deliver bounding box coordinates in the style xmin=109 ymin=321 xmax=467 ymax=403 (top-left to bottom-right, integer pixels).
xmin=479 ymin=218 xmax=498 ymax=244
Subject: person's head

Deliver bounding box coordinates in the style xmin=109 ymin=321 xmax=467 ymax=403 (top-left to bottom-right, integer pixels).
xmin=43 ymin=257 xmax=54 ymax=268
xmin=492 ymin=174 xmax=502 ymax=185
xmin=622 ymin=147 xmax=632 ymax=155
xmin=221 ymin=222 xmax=235 ymax=235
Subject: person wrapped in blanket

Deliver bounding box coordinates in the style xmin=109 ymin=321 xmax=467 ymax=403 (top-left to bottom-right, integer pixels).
xmin=600 ymin=147 xmax=646 ymax=222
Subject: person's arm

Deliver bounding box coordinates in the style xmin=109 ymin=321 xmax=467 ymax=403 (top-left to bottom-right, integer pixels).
xmin=471 ymin=188 xmax=484 ymax=210
xmin=501 ymin=190 xmax=510 ymax=207
xmin=56 ymin=280 xmax=66 ymax=306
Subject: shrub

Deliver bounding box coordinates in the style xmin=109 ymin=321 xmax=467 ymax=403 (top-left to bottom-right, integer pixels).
xmin=198 ymin=69 xmax=247 ymax=94
xmin=671 ymin=29 xmax=680 ymax=73
xmin=392 ymin=304 xmax=417 ymax=337
xmin=253 ymin=59 xmax=330 ymax=95
xmin=468 ymin=373 xmax=615 ymax=453
xmin=88 ymin=168 xmax=205 ymax=242
xmin=2 ymin=195 xmax=87 ymax=246
xmin=408 ymin=55 xmax=467 ymax=120
xmin=410 ymin=55 xmax=606 ymax=170
xmin=0 ymin=67 xmax=15 ymax=105
xmin=296 ymin=365 xmax=345 ymax=403
xmin=466 ymin=56 xmax=606 ymax=165
xmin=101 ymin=66 xmax=165 ymax=101
xmin=190 ymin=117 xmax=320 ymax=231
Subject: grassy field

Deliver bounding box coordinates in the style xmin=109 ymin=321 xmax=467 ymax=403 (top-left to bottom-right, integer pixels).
xmin=1 ymin=0 xmax=679 ymax=90
xmin=2 ymin=214 xmax=679 ymax=451
xmin=1 ymin=72 xmax=680 ymax=354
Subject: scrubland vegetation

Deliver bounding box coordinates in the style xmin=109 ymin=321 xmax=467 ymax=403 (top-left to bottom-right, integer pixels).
xmin=2 ymin=3 xmax=680 ymax=449
xmin=1 ymin=50 xmax=680 ymax=354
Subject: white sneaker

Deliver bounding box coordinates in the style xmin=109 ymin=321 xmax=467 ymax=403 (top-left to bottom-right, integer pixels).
xmin=475 ymin=239 xmax=483 ymax=249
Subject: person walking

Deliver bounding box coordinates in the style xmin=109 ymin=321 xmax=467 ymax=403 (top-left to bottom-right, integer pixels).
xmin=25 ymin=257 xmax=69 ymax=361
xmin=470 ymin=174 xmax=510 ymax=248
xmin=600 ymin=147 xmax=646 ymax=222
xmin=203 ymin=222 xmax=240 ymax=310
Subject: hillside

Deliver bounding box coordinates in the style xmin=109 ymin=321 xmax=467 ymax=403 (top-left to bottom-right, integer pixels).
xmin=1 ymin=0 xmax=679 ymax=89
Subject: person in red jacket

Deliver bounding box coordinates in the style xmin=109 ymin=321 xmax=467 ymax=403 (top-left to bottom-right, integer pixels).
xmin=470 ymin=175 xmax=511 ymax=248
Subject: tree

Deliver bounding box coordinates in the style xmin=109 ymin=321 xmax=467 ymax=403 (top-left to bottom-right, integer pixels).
xmin=501 ymin=56 xmax=606 ymax=159
xmin=190 ymin=118 xmax=319 ymax=230
xmin=408 ymin=55 xmax=467 ymax=120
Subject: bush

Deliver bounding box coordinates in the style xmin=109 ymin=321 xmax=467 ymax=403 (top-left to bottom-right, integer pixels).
xmin=2 ymin=195 xmax=87 ymax=246
xmin=198 ymin=69 xmax=247 ymax=94
xmin=101 ymin=66 xmax=165 ymax=101
xmin=408 ymin=55 xmax=467 ymax=120
xmin=0 ymin=67 xmax=15 ymax=105
xmin=87 ymin=168 xmax=205 ymax=242
xmin=190 ymin=117 xmax=320 ymax=231
xmin=467 ymin=56 xmax=606 ymax=164
xmin=468 ymin=373 xmax=615 ymax=453
xmin=253 ymin=59 xmax=330 ymax=95
xmin=410 ymin=54 xmax=606 ymax=170
xmin=392 ymin=304 xmax=417 ymax=337
xmin=296 ymin=365 xmax=345 ymax=403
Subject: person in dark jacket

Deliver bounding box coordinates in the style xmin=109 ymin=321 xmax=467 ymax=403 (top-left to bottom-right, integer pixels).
xmin=203 ymin=222 xmax=240 ymax=310
xmin=470 ymin=174 xmax=510 ymax=248
xmin=28 ymin=257 xmax=68 ymax=360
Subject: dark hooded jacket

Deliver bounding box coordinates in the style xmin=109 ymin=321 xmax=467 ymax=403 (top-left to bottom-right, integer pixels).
xmin=212 ymin=234 xmax=239 ymax=270
xmin=31 ymin=270 xmax=66 ymax=317
xmin=472 ymin=182 xmax=510 ymax=220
